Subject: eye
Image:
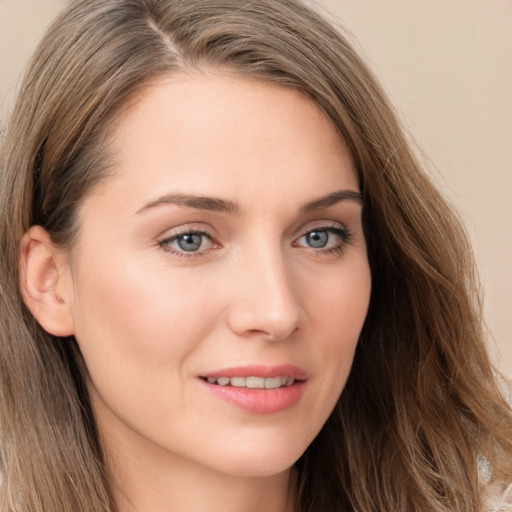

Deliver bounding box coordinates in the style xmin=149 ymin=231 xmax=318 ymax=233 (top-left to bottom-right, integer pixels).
xmin=304 ymin=230 xmax=330 ymax=249
xmin=294 ymin=226 xmax=351 ymax=254
xmin=158 ymin=229 xmax=216 ymax=256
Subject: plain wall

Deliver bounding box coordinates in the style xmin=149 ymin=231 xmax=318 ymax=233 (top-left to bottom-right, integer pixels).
xmin=1 ymin=0 xmax=510 ymax=378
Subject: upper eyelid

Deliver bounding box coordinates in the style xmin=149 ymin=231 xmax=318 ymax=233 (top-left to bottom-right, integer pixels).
xmin=157 ymin=226 xmax=216 ymax=248
xmin=294 ymin=225 xmax=350 ymax=242
xmin=158 ymin=224 xmax=217 ymax=240
xmin=294 ymin=220 xmax=347 ymax=237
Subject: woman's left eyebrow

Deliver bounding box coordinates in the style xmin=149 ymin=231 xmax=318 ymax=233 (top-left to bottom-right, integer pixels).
xmin=300 ymin=189 xmax=363 ymax=213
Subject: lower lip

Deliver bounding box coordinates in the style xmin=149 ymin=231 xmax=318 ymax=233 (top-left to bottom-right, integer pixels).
xmin=200 ymin=379 xmax=307 ymax=414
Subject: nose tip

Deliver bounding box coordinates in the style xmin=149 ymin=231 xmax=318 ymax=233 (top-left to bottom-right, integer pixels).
xmin=227 ymin=293 xmax=304 ymax=341
xmin=226 ymin=258 xmax=306 ymax=341
xmin=242 ymin=301 xmax=303 ymax=341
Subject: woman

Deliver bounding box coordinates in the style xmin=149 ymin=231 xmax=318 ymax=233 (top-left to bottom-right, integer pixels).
xmin=0 ymin=0 xmax=510 ymax=511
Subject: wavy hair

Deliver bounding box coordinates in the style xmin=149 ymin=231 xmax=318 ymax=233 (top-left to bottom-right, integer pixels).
xmin=0 ymin=1 xmax=511 ymax=511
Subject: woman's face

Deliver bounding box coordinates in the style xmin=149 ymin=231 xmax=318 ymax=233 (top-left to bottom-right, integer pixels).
xmin=63 ymin=73 xmax=371 ymax=478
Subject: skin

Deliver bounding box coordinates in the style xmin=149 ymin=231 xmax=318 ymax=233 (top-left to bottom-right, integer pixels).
xmin=26 ymin=73 xmax=371 ymax=512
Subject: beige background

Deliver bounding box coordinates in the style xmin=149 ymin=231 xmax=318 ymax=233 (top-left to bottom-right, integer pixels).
xmin=1 ymin=1 xmax=510 ymax=378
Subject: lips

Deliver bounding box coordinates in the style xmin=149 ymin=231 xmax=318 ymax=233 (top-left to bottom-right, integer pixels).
xmin=199 ymin=365 xmax=308 ymax=414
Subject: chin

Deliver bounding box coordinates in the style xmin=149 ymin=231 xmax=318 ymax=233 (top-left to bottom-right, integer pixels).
xmin=198 ymin=435 xmax=310 ymax=478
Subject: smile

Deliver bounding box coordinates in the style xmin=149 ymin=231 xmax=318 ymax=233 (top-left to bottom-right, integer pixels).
xmin=199 ymin=365 xmax=308 ymax=413
xmin=203 ymin=376 xmax=296 ymax=389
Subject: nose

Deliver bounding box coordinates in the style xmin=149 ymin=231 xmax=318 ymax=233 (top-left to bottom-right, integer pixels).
xmin=225 ymin=247 xmax=307 ymax=341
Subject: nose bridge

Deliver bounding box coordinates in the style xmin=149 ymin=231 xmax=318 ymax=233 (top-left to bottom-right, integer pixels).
xmin=227 ymin=239 xmax=305 ymax=340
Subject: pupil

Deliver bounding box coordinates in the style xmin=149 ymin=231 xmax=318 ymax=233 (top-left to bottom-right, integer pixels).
xmin=307 ymin=231 xmax=328 ymax=248
xmin=178 ymin=234 xmax=202 ymax=251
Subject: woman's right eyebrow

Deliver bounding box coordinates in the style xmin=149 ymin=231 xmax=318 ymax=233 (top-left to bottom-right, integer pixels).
xmin=135 ymin=193 xmax=240 ymax=215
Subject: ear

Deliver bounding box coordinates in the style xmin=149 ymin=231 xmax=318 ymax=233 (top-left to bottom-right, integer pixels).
xmin=19 ymin=226 xmax=75 ymax=337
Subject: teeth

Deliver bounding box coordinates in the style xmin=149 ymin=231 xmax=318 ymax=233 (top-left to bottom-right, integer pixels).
xmin=264 ymin=377 xmax=282 ymax=389
xmin=230 ymin=377 xmax=246 ymax=387
xmin=205 ymin=376 xmax=297 ymax=389
xmin=246 ymin=376 xmax=265 ymax=388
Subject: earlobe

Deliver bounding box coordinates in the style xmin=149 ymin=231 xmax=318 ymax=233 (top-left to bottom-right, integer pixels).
xmin=19 ymin=226 xmax=75 ymax=337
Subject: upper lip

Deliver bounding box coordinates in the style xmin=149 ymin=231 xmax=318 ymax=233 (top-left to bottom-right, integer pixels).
xmin=200 ymin=364 xmax=308 ymax=380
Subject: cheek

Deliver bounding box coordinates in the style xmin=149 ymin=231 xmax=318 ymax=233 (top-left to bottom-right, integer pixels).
xmin=322 ymin=265 xmax=370 ymax=380
xmin=301 ymin=258 xmax=371 ymax=419
xmin=74 ymin=252 xmax=209 ymax=336
xmin=69 ymin=256 xmax=226 ymax=442
xmin=309 ymin=257 xmax=371 ymax=344
xmin=69 ymin=254 xmax=219 ymax=394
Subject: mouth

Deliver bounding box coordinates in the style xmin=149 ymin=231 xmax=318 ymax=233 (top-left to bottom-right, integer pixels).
xmin=200 ymin=376 xmax=297 ymax=389
xmin=199 ymin=365 xmax=308 ymax=413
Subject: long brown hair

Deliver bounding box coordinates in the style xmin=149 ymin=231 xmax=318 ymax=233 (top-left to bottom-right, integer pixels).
xmin=0 ymin=1 xmax=510 ymax=511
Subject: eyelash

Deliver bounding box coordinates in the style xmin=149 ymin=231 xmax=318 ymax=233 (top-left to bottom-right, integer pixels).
xmin=157 ymin=224 xmax=353 ymax=258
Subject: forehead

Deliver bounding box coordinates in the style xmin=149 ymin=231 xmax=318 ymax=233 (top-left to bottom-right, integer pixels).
xmin=83 ymin=72 xmax=357 ymax=216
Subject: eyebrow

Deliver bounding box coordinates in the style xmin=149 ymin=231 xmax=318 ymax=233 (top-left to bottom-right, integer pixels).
xmin=136 ymin=189 xmax=363 ymax=215
xmin=300 ymin=189 xmax=363 ymax=213
xmin=136 ymin=193 xmax=240 ymax=214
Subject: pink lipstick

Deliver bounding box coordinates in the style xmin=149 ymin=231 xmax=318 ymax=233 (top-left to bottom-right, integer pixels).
xmin=199 ymin=365 xmax=308 ymax=414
